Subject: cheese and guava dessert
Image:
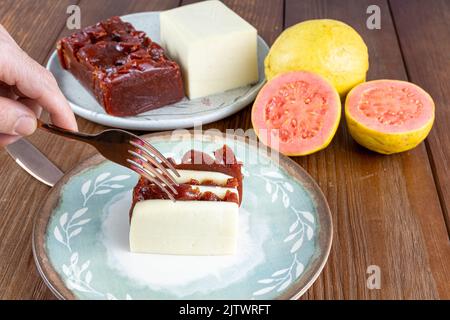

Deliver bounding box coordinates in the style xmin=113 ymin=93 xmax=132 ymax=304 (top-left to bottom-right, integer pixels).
xmin=57 ymin=1 xmax=259 ymax=116
xmin=129 ymin=145 xmax=243 ymax=255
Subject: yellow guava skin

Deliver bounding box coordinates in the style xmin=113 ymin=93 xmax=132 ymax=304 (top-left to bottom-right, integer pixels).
xmin=344 ymin=81 xmax=435 ymax=155
xmin=264 ymin=19 xmax=369 ymax=97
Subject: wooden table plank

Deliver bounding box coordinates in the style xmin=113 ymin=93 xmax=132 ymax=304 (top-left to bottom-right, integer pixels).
xmin=0 ymin=0 xmax=449 ymax=300
xmin=0 ymin=0 xmax=79 ymax=300
xmin=0 ymin=1 xmax=14 ymax=23
xmin=389 ymin=0 xmax=450 ymax=298
xmin=389 ymin=0 xmax=450 ymax=234
xmin=0 ymin=0 xmax=77 ymax=62
xmin=0 ymin=0 xmax=181 ymax=300
xmin=284 ymin=0 xmax=450 ymax=299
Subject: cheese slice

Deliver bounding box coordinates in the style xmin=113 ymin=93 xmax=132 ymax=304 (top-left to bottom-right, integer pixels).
xmin=174 ymin=169 xmax=234 ymax=185
xmin=160 ymin=0 xmax=258 ymax=99
xmin=130 ymin=200 xmax=239 ymax=255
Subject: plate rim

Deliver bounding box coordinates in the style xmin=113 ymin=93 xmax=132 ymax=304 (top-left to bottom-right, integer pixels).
xmin=33 ymin=131 xmax=333 ymax=300
xmin=46 ymin=11 xmax=269 ymax=131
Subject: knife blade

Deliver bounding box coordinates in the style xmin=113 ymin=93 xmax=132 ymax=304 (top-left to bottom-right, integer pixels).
xmin=5 ymin=138 xmax=64 ymax=187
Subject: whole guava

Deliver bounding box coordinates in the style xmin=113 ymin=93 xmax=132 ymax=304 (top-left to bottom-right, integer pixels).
xmin=265 ymin=19 xmax=369 ymax=97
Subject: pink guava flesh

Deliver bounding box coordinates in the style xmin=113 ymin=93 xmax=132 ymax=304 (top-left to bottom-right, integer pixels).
xmin=346 ymin=80 xmax=434 ymax=133
xmin=252 ymin=71 xmax=340 ymax=155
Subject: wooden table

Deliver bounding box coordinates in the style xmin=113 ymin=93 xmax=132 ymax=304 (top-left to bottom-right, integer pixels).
xmin=0 ymin=0 xmax=449 ymax=300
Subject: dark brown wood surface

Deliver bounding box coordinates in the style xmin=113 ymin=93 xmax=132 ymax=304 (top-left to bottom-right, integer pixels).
xmin=0 ymin=0 xmax=449 ymax=299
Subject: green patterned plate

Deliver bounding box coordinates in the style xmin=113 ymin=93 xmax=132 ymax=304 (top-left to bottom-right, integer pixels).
xmin=33 ymin=131 xmax=332 ymax=300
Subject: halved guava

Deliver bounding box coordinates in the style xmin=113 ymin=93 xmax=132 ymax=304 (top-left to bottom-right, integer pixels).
xmin=251 ymin=71 xmax=341 ymax=156
xmin=345 ymin=80 xmax=435 ymax=154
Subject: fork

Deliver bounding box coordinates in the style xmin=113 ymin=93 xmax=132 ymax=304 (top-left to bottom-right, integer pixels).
xmin=37 ymin=119 xmax=180 ymax=201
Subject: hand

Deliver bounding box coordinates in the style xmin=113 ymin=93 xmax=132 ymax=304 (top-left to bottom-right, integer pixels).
xmin=0 ymin=24 xmax=77 ymax=146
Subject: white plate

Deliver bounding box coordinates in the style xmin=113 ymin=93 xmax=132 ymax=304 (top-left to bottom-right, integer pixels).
xmin=46 ymin=11 xmax=269 ymax=131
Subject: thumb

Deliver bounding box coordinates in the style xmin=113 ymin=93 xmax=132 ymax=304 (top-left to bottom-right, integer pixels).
xmin=0 ymin=96 xmax=37 ymax=136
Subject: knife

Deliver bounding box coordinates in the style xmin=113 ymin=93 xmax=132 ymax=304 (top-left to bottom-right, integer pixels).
xmin=5 ymin=138 xmax=64 ymax=187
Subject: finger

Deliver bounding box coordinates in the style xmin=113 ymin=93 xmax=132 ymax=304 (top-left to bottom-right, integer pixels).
xmin=0 ymin=24 xmax=16 ymax=45
xmin=0 ymin=96 xmax=37 ymax=136
xmin=17 ymin=62 xmax=77 ymax=131
xmin=12 ymin=85 xmax=26 ymax=98
xmin=0 ymin=84 xmax=42 ymax=120
xmin=0 ymin=81 xmax=15 ymax=99
xmin=18 ymin=97 xmax=42 ymax=118
xmin=0 ymin=133 xmax=20 ymax=147
xmin=0 ymin=43 xmax=78 ymax=131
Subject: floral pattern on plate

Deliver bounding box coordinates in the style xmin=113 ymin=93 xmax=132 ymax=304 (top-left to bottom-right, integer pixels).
xmin=42 ymin=138 xmax=330 ymax=299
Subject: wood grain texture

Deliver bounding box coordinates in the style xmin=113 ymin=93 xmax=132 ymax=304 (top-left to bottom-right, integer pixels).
xmin=389 ymin=0 xmax=450 ymax=239
xmin=284 ymin=0 xmax=450 ymax=299
xmin=0 ymin=0 xmax=79 ymax=300
xmin=0 ymin=0 xmax=449 ymax=300
xmin=0 ymin=0 xmax=181 ymax=300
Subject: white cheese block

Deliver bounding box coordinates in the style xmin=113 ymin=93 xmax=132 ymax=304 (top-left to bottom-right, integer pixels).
xmin=130 ymin=200 xmax=239 ymax=255
xmin=174 ymin=169 xmax=234 ymax=185
xmin=160 ymin=0 xmax=259 ymax=99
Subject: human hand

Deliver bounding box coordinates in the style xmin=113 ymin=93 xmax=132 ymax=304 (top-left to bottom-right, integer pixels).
xmin=0 ymin=24 xmax=77 ymax=146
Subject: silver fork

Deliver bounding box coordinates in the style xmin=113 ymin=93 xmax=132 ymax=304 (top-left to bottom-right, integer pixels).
xmin=37 ymin=119 xmax=179 ymax=201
